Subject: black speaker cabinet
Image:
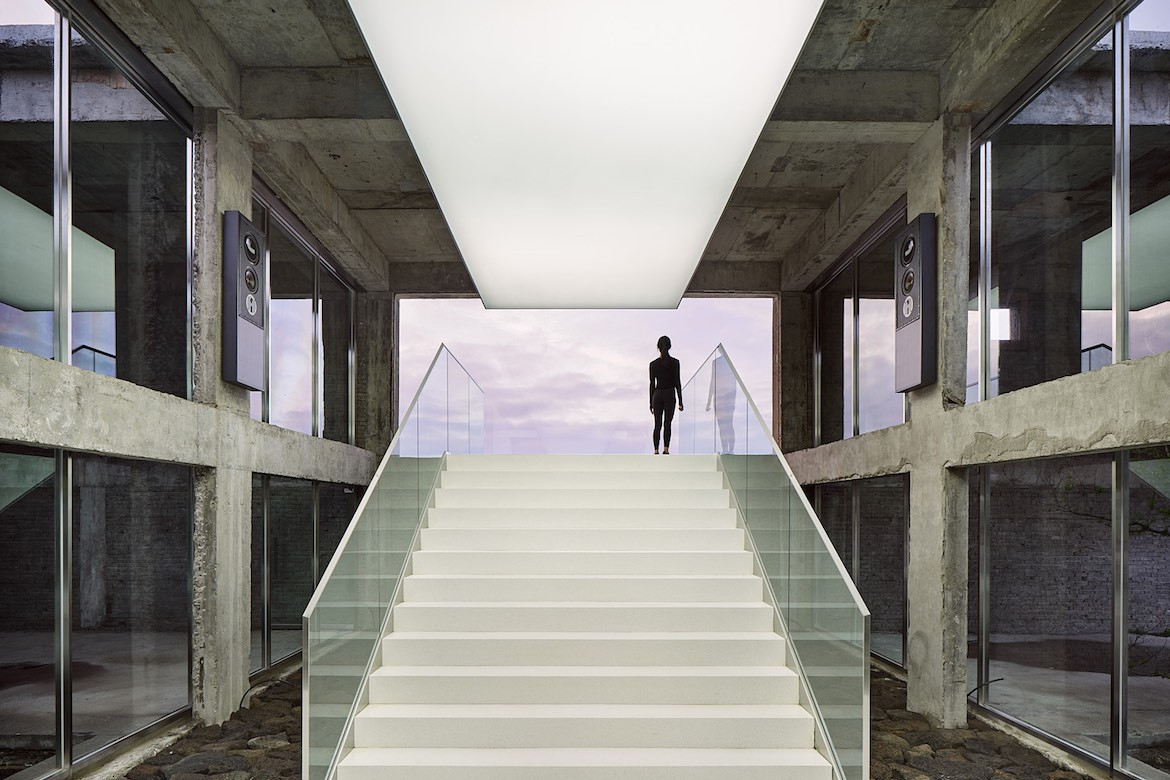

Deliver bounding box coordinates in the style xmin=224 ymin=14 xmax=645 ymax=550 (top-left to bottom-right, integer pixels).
xmin=894 ymin=212 xmax=937 ymax=392
xmin=223 ymin=210 xmax=266 ymax=391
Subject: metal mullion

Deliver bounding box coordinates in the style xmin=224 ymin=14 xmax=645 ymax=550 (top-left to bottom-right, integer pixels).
xmin=851 ymin=263 xmax=860 ymax=439
xmin=348 ymin=286 xmax=356 ymax=446
xmin=813 ymin=290 xmax=822 ymax=446
xmin=53 ymin=11 xmax=73 ymax=770
xmin=260 ymin=204 xmax=272 ymax=425
xmin=312 ymin=261 xmax=320 ymax=438
xmin=261 ymin=475 xmax=271 ymax=670
xmin=1112 ymin=450 xmax=1130 ymax=770
xmin=312 ymin=482 xmax=321 ymax=585
xmin=978 ymin=467 xmax=991 ymax=707
xmin=979 ymin=141 xmax=992 ymax=402
xmin=902 ymin=474 xmax=910 ymax=667
xmin=851 ymin=481 xmax=860 ymax=588
xmin=1113 ymin=14 xmax=1130 ymax=364
xmin=185 ymin=138 xmax=194 ymax=400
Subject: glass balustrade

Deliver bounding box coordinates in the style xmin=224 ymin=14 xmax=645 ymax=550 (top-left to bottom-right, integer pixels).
xmin=302 ymin=345 xmax=483 ymax=780
xmin=678 ymin=345 xmax=871 ymax=780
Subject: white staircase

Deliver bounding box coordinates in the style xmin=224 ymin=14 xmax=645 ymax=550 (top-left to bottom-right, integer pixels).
xmin=336 ymin=454 xmax=832 ymax=780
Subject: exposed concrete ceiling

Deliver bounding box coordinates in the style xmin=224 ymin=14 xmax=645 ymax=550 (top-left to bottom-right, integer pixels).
xmin=93 ymin=0 xmax=1106 ymax=297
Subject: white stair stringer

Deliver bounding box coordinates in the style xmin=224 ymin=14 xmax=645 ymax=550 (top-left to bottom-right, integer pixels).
xmin=337 ymin=454 xmax=833 ymax=780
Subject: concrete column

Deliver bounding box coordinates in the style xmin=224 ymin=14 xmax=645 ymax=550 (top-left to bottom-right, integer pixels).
xmin=776 ymin=292 xmax=814 ymax=453
xmin=354 ymin=291 xmax=396 ymax=457
xmin=189 ymin=109 xmax=254 ymax=725
xmin=903 ymin=113 xmax=972 ymax=728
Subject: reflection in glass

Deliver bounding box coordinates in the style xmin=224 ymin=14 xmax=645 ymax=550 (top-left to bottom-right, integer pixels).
xmin=71 ymin=456 xmax=192 ymax=757
xmin=818 ymin=269 xmax=853 ymax=443
xmin=269 ymin=224 xmax=315 ymax=435
xmin=989 ymin=35 xmax=1113 ymax=396
xmin=70 ymin=29 xmax=188 ymax=396
xmin=1129 ymin=3 xmax=1170 ymax=362
xmin=318 ymin=482 xmax=356 ymax=576
xmin=816 ymin=482 xmax=853 ymax=576
xmin=987 ymin=455 xmax=1112 ymax=759
xmin=0 ymin=2 xmax=55 ymax=359
xmin=0 ymin=445 xmax=56 ymax=774
xmin=1127 ymin=446 xmax=1170 ymax=777
xmin=858 ymin=475 xmax=907 ymax=664
xmin=706 ymin=354 xmax=737 ymax=454
xmin=268 ymin=476 xmax=313 ymax=661
xmin=968 ymin=149 xmax=981 ymax=402
xmin=319 ymin=268 xmax=351 ymax=442
xmin=857 ymin=232 xmax=903 ymax=434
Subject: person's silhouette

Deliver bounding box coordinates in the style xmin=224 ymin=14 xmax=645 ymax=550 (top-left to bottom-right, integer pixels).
xmin=649 ymin=335 xmax=683 ymax=455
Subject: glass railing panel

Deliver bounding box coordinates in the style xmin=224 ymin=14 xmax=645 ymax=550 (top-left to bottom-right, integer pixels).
xmin=682 ymin=345 xmax=870 ymax=780
xmin=303 ymin=345 xmax=482 ymax=780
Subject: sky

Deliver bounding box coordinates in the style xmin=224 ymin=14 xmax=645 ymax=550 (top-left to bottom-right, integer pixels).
xmin=398 ymin=297 xmax=774 ymax=454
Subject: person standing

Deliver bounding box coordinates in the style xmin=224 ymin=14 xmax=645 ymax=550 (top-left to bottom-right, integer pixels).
xmin=649 ymin=335 xmax=684 ymax=455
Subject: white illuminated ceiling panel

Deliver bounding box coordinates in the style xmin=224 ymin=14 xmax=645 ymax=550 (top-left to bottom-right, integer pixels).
xmin=347 ymin=0 xmax=824 ymax=308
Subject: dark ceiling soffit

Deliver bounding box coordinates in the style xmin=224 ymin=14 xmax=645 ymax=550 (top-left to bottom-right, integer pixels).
xmin=51 ymin=0 xmax=194 ymax=131
xmin=252 ymin=175 xmax=359 ymax=292
xmin=971 ymin=0 xmax=1132 ymax=144
xmin=807 ymin=193 xmax=908 ymax=293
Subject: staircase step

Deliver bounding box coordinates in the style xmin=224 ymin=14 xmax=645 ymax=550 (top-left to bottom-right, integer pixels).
xmin=379 ymin=632 xmax=786 ymax=666
xmin=425 ymin=506 xmax=739 ymax=529
xmin=434 ymin=487 xmax=731 ymax=509
xmin=390 ymin=602 xmax=774 ymax=633
xmin=418 ymin=528 xmax=746 ymax=551
xmin=351 ymin=703 xmax=814 ymax=748
xmin=409 ymin=550 xmax=754 ymax=575
xmin=401 ymin=574 xmax=763 ymax=602
xmin=337 ymin=747 xmax=832 ymax=780
xmin=444 ymin=454 xmax=719 ymax=472
xmin=439 ymin=470 xmax=726 ymax=490
xmin=367 ymin=665 xmax=800 ymax=704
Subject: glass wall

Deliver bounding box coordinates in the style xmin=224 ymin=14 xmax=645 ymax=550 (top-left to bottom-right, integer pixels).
xmin=69 ymin=28 xmax=189 ymax=395
xmin=250 ymin=475 xmax=358 ymax=674
xmin=0 ymin=1 xmax=55 ymax=361
xmin=247 ymin=195 xmax=355 ymax=444
xmin=1127 ymin=446 xmax=1170 ymax=777
xmin=0 ymin=445 xmax=56 ymax=776
xmin=0 ymin=1 xmax=191 ymax=396
xmin=970 ymin=0 xmax=1170 ymax=401
xmin=815 ymin=211 xmax=907 ymax=444
xmin=811 ymin=474 xmax=908 ymax=666
xmin=70 ymin=456 xmax=192 ymax=757
xmin=1128 ymin=4 xmax=1170 ymax=361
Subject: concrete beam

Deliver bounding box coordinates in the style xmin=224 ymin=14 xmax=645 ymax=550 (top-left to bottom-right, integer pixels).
xmin=760 ymin=120 xmax=934 ymax=145
xmin=941 ymin=0 xmax=1104 ymax=116
xmin=782 ymin=144 xmax=910 ymax=290
xmin=389 ymin=261 xmax=478 ymax=297
xmin=94 ymin=0 xmax=241 ymax=109
xmin=240 ymin=66 xmax=396 ymax=121
xmin=686 ymin=261 xmax=780 ymax=295
xmin=772 ymin=70 xmax=939 ymax=124
xmin=251 ymin=138 xmax=391 ymax=291
xmin=0 ymin=345 xmax=377 ymax=484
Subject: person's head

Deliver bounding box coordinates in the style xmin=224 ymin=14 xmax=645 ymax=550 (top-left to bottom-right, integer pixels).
xmin=657 ymin=335 xmax=671 ymax=355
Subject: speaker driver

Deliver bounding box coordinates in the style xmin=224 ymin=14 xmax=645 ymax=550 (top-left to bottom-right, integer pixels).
xmin=901 ymin=269 xmax=915 ymax=295
xmin=900 ymin=235 xmax=916 ymax=266
xmin=244 ymin=266 xmax=259 ymax=293
xmin=244 ymin=233 xmax=260 ymax=263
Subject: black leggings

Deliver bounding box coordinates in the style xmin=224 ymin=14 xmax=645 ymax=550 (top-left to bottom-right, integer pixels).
xmin=652 ymin=388 xmax=677 ymax=449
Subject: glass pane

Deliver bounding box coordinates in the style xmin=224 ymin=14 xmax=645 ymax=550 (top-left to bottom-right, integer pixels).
xmin=250 ymin=473 xmax=265 ymax=673
xmin=707 ymin=352 xmax=739 ymax=454
xmin=447 ymin=358 xmax=470 ymax=454
xmin=817 ymin=482 xmax=853 ymax=576
xmin=857 ymin=230 xmax=904 ymax=434
xmin=0 ymin=445 xmax=56 ymax=775
xmin=858 ymin=474 xmax=907 ymax=664
xmin=967 ymin=468 xmax=981 ymax=696
xmin=319 ymin=267 xmax=351 ymax=443
xmin=268 ymin=476 xmax=313 ymax=661
xmin=989 ymin=34 xmax=1114 ymax=396
xmin=71 ymin=456 xmax=191 ymax=757
xmin=1129 ymin=1 xmax=1170 ymax=361
xmin=70 ymin=30 xmax=189 ymax=395
xmin=818 ymin=268 xmax=853 ymax=443
xmin=0 ymin=1 xmax=55 ymax=359
xmin=417 ymin=351 xmax=448 ymax=456
xmin=987 ymin=455 xmax=1112 ymax=760
xmin=269 ymin=224 xmax=315 ymax=435
xmin=318 ymin=482 xmax=355 ymax=576
xmin=1127 ymin=445 xmax=1170 ymax=777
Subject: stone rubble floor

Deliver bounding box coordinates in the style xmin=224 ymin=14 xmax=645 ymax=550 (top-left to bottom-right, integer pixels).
xmin=110 ymin=666 xmax=1095 ymax=780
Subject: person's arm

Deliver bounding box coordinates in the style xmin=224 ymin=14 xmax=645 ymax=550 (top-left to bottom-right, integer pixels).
xmin=649 ymin=362 xmax=655 ymax=411
xmin=675 ymin=359 xmax=684 ymax=409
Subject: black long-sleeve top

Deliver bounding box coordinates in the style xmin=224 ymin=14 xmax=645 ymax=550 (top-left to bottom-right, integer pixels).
xmin=649 ymin=356 xmax=682 ymax=406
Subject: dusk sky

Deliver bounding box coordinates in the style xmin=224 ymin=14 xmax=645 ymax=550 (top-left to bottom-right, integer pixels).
xmin=399 ymin=297 xmax=775 ymax=454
